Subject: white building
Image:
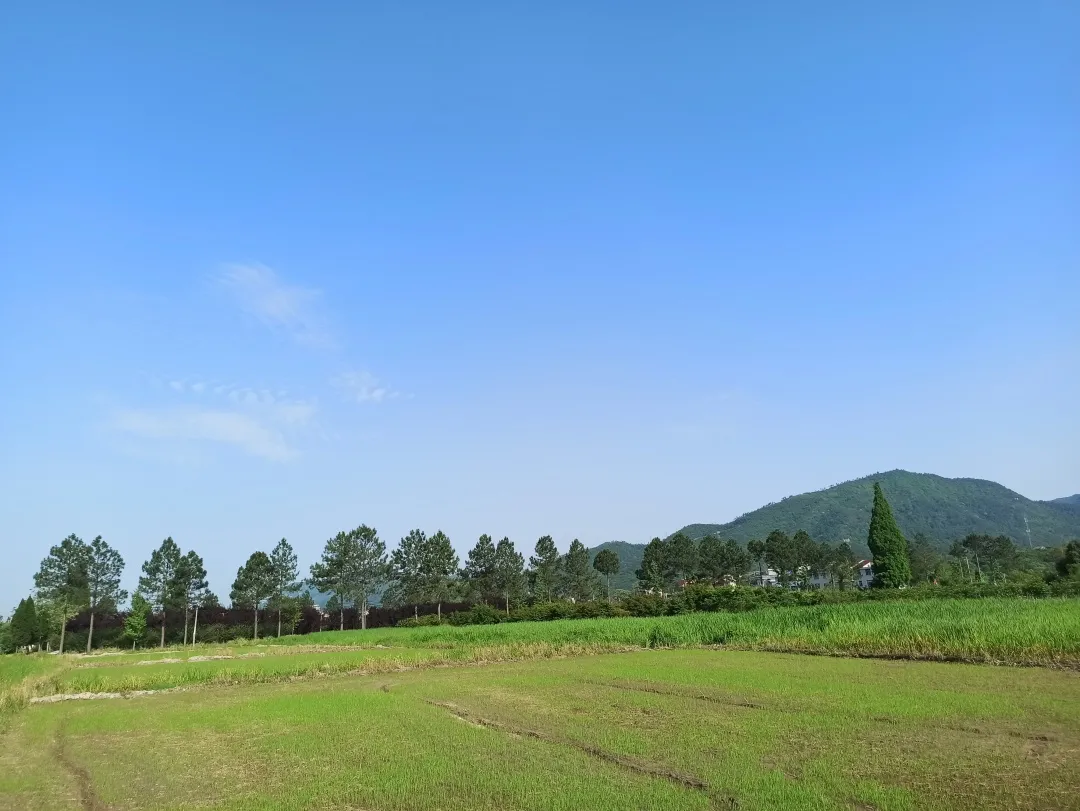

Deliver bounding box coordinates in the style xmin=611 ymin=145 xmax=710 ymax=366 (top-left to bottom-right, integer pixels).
xmin=854 ymin=560 xmax=875 ymax=589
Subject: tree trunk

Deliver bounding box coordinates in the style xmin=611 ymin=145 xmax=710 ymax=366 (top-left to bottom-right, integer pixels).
xmin=361 ymin=598 xmax=368 ymax=630
xmin=505 ymin=593 xmax=510 ymax=616
xmin=277 ymin=607 xmax=282 ymax=638
xmin=339 ymin=605 xmax=344 ymax=631
xmin=437 ymin=602 xmax=442 ymax=621
xmin=253 ymin=608 xmax=259 ymax=640
xmin=59 ymin=617 xmax=66 ymax=654
xmin=160 ymin=613 xmax=166 ymax=649
xmin=183 ymin=609 xmax=189 ymax=646
xmin=192 ymin=606 xmax=199 ymax=645
xmin=86 ymin=611 xmax=95 ymax=653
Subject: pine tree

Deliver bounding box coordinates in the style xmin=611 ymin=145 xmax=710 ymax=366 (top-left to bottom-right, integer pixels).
xmin=463 ymin=534 xmax=497 ymax=604
xmin=867 ymin=482 xmax=912 ymax=588
xmin=664 ymin=533 xmax=698 ymax=586
xmin=309 ymin=531 xmax=354 ymax=631
xmin=636 ymin=538 xmax=667 ymax=594
xmin=138 ymin=537 xmax=184 ymax=648
xmin=421 ymin=530 xmax=459 ymax=619
xmin=592 ymin=549 xmax=620 ymax=598
xmin=528 ymin=536 xmax=560 ymax=602
xmin=268 ymin=539 xmax=301 ymax=637
xmin=34 ymin=534 xmax=90 ymax=653
xmin=176 ymin=551 xmax=209 ymax=645
xmin=84 ymin=536 xmax=127 ymax=652
xmin=388 ymin=529 xmax=428 ymax=611
xmin=492 ymin=537 xmax=525 ymax=615
xmin=230 ymin=551 xmax=275 ymax=639
xmin=561 ymin=540 xmax=599 ymax=602
xmin=309 ymin=525 xmax=387 ymax=631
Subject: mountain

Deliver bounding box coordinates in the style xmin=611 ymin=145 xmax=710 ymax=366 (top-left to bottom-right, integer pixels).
xmin=1051 ymin=495 xmax=1080 ymax=512
xmin=587 ymin=541 xmax=645 ymax=593
xmin=673 ymin=470 xmax=1080 ymax=553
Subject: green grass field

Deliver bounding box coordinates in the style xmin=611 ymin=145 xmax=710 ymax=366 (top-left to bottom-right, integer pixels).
xmin=2 ymin=599 xmax=1078 ymax=810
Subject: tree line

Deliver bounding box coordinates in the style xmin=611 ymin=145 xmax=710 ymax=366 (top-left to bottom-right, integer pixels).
xmin=5 ymin=483 xmax=1078 ymax=653
xmin=3 ymin=528 xmax=624 ymax=652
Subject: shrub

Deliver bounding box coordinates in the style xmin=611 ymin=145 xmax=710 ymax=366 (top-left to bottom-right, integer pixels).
xmin=396 ymin=614 xmax=444 ymax=628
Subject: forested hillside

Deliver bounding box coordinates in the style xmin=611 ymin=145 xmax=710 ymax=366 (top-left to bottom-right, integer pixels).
xmin=673 ymin=470 xmax=1080 ymax=552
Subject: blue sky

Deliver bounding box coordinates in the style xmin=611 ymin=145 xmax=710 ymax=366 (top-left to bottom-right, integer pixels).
xmin=2 ymin=3 xmax=1077 ymax=610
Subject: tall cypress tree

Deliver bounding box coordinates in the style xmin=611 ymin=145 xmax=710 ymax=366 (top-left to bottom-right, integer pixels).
xmin=867 ymin=482 xmax=911 ymax=588
xmin=10 ymin=597 xmax=38 ymax=651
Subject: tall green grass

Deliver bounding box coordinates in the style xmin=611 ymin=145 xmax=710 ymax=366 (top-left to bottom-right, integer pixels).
xmin=274 ymin=598 xmax=1080 ymax=667
xmin=7 ymin=598 xmax=1078 ymax=701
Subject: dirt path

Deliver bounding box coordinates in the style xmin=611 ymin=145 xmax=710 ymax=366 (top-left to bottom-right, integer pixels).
xmin=53 ymin=725 xmax=109 ymax=811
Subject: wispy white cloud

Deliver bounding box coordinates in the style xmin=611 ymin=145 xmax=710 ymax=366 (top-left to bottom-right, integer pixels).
xmin=111 ymin=381 xmax=318 ymax=461
xmin=217 ymin=263 xmax=334 ymax=348
xmin=331 ymin=370 xmax=398 ymax=404
xmin=112 ymin=407 xmax=297 ymax=461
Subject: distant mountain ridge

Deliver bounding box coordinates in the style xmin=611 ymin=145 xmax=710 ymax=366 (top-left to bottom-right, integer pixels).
xmin=673 ymin=470 xmax=1080 ymax=553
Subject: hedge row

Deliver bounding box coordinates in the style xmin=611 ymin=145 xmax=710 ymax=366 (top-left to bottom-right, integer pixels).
xmin=397 ymin=579 xmax=1080 ymax=628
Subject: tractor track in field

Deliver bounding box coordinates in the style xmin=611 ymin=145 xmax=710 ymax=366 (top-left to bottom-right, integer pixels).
xmin=52 ymin=724 xmax=109 ymax=811
xmin=585 ymin=678 xmax=769 ymax=710
xmin=425 ymin=699 xmax=713 ymax=793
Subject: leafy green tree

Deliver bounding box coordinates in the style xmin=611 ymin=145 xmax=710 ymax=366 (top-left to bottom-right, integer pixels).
xmin=592 ymin=549 xmax=620 ymax=598
xmin=10 ymin=597 xmax=38 ymax=652
xmin=493 ymin=538 xmax=526 ymax=615
xmin=278 ymin=593 xmax=312 ymax=635
xmin=231 ymin=551 xmax=276 ymax=639
xmin=636 ymin=538 xmax=667 ymax=593
xmin=388 ymin=529 xmax=428 ymax=611
xmin=463 ymin=534 xmax=497 ymax=604
xmin=719 ymin=539 xmax=750 ymax=583
xmin=309 ymin=525 xmax=388 ymax=631
xmin=269 ymin=539 xmax=302 ymax=637
xmin=696 ymin=536 xmax=724 ymax=583
xmin=664 ymin=533 xmax=698 ymax=586
xmin=746 ymin=539 xmax=767 ymax=585
xmin=764 ymin=530 xmax=798 ymax=587
xmin=907 ymin=533 xmax=941 ymax=584
xmin=951 ymin=534 xmax=1016 ymax=583
xmin=867 ymin=483 xmax=911 ymax=588
xmin=422 ymin=530 xmax=459 ymax=619
xmin=34 ymin=534 xmax=89 ymax=653
xmin=827 ymin=542 xmax=857 ymax=589
xmin=0 ymin=617 xmax=12 ymax=655
xmin=82 ymin=536 xmax=127 ymax=652
xmin=791 ymin=530 xmax=818 ymax=588
xmin=123 ymin=593 xmax=150 ymax=649
xmin=561 ymin=539 xmax=599 ymax=602
xmin=528 ymin=535 xmax=560 ymax=602
xmin=176 ymin=551 xmax=209 ymax=645
xmin=138 ymin=537 xmax=184 ymax=648
xmin=1057 ymin=540 xmax=1080 ymax=580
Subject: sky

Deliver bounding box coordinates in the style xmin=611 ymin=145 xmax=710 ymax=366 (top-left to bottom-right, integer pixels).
xmin=1 ymin=2 xmax=1077 ymax=610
